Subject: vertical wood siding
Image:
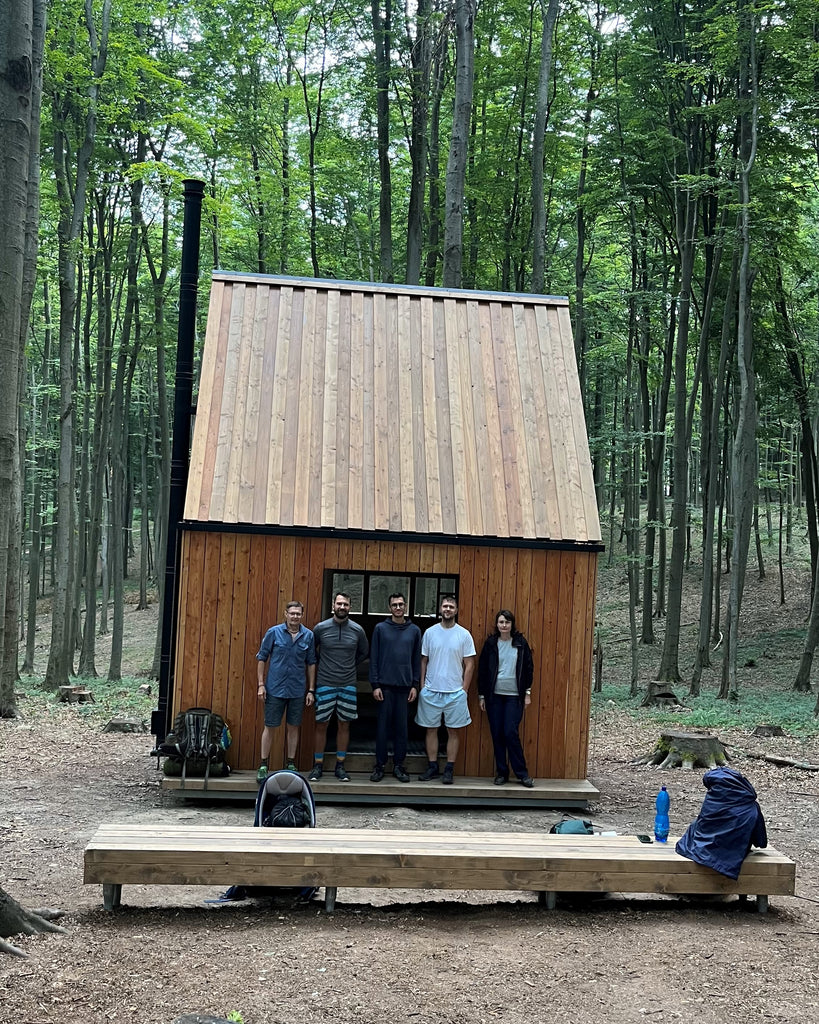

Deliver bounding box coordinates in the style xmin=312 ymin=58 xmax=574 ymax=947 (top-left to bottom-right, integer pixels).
xmin=173 ymin=533 xmax=597 ymax=780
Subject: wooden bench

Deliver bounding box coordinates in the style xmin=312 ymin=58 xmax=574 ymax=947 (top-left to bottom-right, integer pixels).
xmin=84 ymin=824 xmax=795 ymax=914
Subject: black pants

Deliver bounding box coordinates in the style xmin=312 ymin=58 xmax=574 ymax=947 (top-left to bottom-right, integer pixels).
xmin=486 ymin=694 xmax=528 ymax=779
xmin=375 ymin=687 xmax=411 ymax=767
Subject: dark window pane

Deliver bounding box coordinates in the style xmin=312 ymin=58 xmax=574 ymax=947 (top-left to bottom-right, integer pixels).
xmin=369 ymin=575 xmax=410 ymax=615
xmin=414 ymin=577 xmax=439 ymax=616
xmin=331 ymin=573 xmax=364 ymax=614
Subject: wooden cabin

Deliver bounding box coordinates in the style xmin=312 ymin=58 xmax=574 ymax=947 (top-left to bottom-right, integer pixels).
xmin=166 ymin=271 xmax=602 ymax=794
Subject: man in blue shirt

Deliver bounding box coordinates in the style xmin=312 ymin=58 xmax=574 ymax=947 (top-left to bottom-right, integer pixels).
xmin=256 ymin=601 xmax=317 ymax=783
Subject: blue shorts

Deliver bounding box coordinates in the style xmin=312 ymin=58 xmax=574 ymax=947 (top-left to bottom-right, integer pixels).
xmin=415 ymin=688 xmax=471 ymax=729
xmin=265 ymin=695 xmax=304 ymax=728
xmin=314 ymin=685 xmax=358 ymax=723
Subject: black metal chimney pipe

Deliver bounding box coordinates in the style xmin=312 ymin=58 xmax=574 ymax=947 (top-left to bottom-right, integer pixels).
xmin=152 ymin=178 xmax=205 ymax=741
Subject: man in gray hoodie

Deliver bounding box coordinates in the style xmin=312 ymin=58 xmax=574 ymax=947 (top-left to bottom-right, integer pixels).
xmin=369 ymin=593 xmax=421 ymax=783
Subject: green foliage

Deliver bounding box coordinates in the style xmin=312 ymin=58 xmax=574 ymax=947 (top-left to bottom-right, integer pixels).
xmin=17 ymin=676 xmax=154 ymax=721
xmin=592 ymin=684 xmax=819 ymax=737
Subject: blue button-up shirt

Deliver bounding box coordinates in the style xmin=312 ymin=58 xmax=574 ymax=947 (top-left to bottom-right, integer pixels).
xmin=256 ymin=623 xmax=317 ymax=699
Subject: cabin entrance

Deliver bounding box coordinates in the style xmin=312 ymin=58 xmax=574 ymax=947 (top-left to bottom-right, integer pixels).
xmin=319 ymin=570 xmax=458 ymax=756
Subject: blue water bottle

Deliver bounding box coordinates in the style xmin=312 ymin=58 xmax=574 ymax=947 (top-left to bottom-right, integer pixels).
xmin=654 ymin=785 xmax=670 ymax=843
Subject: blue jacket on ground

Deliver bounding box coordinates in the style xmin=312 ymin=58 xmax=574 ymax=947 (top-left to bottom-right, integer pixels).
xmin=675 ymin=766 xmax=767 ymax=880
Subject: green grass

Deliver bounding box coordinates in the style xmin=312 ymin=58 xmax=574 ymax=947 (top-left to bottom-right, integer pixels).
xmin=592 ymin=683 xmax=819 ymax=737
xmin=17 ymin=674 xmax=155 ymax=722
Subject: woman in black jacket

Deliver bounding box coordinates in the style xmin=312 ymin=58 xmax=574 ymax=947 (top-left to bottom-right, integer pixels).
xmin=477 ymin=609 xmax=535 ymax=787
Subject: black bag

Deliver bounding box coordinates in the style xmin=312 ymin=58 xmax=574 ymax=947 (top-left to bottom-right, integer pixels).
xmin=152 ymin=707 xmax=232 ymax=789
xmin=263 ymin=795 xmax=311 ymax=829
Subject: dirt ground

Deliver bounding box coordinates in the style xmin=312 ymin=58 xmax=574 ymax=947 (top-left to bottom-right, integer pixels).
xmin=2 ymin=677 xmax=819 ymax=1024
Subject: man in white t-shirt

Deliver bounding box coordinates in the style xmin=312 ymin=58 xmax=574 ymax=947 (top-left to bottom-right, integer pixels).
xmin=415 ymin=595 xmax=477 ymax=785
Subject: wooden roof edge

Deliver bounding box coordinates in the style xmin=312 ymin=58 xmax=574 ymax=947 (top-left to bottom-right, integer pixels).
xmin=177 ymin=518 xmax=605 ymax=552
xmin=210 ymin=270 xmax=571 ymax=308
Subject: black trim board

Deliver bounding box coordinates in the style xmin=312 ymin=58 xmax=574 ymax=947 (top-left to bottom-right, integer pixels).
xmin=178 ymin=520 xmax=605 ymax=553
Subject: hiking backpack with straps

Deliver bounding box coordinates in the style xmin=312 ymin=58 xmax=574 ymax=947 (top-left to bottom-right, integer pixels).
xmin=153 ymin=707 xmax=232 ymax=789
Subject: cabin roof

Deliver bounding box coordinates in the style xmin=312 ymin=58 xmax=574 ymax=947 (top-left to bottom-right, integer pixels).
xmin=184 ymin=272 xmax=601 ymax=543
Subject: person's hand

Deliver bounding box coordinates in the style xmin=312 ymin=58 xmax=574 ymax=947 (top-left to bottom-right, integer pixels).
xmin=478 ymin=696 xmax=485 ymax=713
xmin=524 ymin=692 xmax=532 ymax=707
xmin=257 ymin=684 xmax=265 ymax=702
xmin=408 ymin=687 xmax=418 ymax=703
xmin=305 ymin=690 xmax=315 ymax=706
xmin=373 ymin=687 xmax=384 ymax=702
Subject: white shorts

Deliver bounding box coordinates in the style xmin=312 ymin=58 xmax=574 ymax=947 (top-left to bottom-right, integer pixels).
xmin=415 ymin=688 xmax=471 ymax=729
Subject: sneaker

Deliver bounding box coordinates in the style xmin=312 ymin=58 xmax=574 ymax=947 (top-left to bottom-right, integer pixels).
xmin=285 ymin=760 xmax=297 ymax=772
xmin=519 ymin=776 xmax=535 ymax=788
xmin=334 ymin=763 xmax=350 ymax=782
xmin=493 ymin=774 xmax=507 ymax=786
xmin=370 ymin=765 xmax=385 ymax=782
xmin=442 ymin=764 xmax=454 ymax=785
xmin=393 ymin=765 xmax=411 ymax=783
xmin=256 ymin=763 xmax=269 ymax=784
xmin=418 ymin=764 xmax=440 ymax=781
xmin=308 ymin=763 xmax=323 ymax=781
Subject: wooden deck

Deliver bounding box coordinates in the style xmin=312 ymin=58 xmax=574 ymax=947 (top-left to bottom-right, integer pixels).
xmin=84 ymin=824 xmax=795 ymax=914
xmin=159 ymin=769 xmax=599 ymax=809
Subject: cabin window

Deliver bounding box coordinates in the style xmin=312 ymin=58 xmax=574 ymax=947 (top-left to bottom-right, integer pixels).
xmin=325 ymin=571 xmax=458 ymax=620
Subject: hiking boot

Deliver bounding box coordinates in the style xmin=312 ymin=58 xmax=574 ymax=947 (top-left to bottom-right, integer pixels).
xmin=442 ymin=764 xmax=455 ymax=785
xmin=418 ymin=764 xmax=440 ymax=781
xmin=519 ymin=776 xmax=535 ymax=789
xmin=308 ymin=763 xmax=323 ymax=781
xmin=393 ymin=765 xmax=411 ymax=783
xmin=256 ymin=763 xmax=269 ymax=784
xmin=334 ymin=763 xmax=351 ymax=782
xmin=493 ymin=774 xmax=507 ymax=786
xmin=370 ymin=765 xmax=385 ymax=782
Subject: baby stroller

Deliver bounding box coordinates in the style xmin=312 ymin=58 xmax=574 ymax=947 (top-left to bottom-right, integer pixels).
xmin=209 ymin=769 xmax=318 ymax=903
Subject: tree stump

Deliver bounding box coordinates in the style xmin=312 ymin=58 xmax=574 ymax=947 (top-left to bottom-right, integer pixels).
xmin=752 ymin=724 xmax=785 ymax=738
xmin=633 ymin=730 xmax=730 ymax=770
xmin=0 ymin=886 xmax=65 ymax=958
xmin=103 ymin=717 xmax=147 ymax=733
xmin=640 ymin=681 xmax=683 ymax=708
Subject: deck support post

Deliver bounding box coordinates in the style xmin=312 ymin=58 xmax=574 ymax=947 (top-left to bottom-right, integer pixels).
xmin=102 ymin=884 xmax=122 ymax=911
xmin=538 ymin=890 xmax=556 ymax=910
xmin=756 ymin=894 xmax=769 ymax=914
xmin=324 ymin=886 xmax=337 ymax=912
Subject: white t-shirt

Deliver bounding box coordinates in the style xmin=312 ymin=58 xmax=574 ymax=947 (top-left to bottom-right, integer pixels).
xmin=421 ymin=622 xmax=477 ymax=693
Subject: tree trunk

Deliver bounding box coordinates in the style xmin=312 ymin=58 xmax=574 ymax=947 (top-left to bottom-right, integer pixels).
xmin=0 ymin=886 xmax=65 ymax=958
xmin=530 ymin=0 xmax=560 ymax=296
xmin=442 ymin=0 xmax=475 ymax=288
xmin=371 ymin=0 xmax=393 ymax=282
xmin=405 ymin=0 xmax=431 ymax=285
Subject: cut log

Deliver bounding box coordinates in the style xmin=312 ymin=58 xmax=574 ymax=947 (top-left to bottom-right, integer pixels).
xmin=103 ymin=717 xmax=147 ymax=734
xmin=633 ymin=730 xmax=730 ymax=770
xmin=752 ymin=724 xmax=786 ymax=738
xmin=745 ymin=752 xmax=819 ymax=771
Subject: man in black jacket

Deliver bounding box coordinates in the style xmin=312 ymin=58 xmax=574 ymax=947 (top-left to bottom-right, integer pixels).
xmin=369 ymin=593 xmax=421 ymax=783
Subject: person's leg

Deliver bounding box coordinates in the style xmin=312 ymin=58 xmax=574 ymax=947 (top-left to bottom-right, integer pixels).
xmin=260 ymin=726 xmax=274 ymax=762
xmin=503 ymin=698 xmax=528 ymax=779
xmin=485 ymin=698 xmax=508 ymax=778
xmin=392 ymin=688 xmax=409 ymax=767
xmin=336 ymin=719 xmax=350 ymax=762
xmin=374 ymin=692 xmax=389 ymax=767
xmin=425 ymin=727 xmax=439 ymax=762
xmin=285 ymin=723 xmax=300 ymax=760
xmin=445 ymin=726 xmax=462 ymax=763
xmin=312 ymin=721 xmax=328 ymax=763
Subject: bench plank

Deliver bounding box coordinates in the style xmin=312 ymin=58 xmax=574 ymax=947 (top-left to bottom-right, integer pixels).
xmin=84 ymin=825 xmax=796 ymax=910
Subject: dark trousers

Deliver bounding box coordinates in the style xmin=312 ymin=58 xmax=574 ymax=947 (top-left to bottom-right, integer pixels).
xmin=375 ymin=687 xmax=410 ymax=767
xmin=486 ymin=695 xmax=528 ymax=779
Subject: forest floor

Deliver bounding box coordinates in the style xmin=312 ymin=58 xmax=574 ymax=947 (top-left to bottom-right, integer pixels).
xmin=2 ymin=553 xmax=819 ymax=1024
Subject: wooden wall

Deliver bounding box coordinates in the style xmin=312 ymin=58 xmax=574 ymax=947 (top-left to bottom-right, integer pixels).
xmin=172 ymin=531 xmax=598 ymax=780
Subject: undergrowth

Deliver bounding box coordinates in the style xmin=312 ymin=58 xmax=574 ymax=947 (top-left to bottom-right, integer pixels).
xmin=592 ymin=683 xmax=819 ymax=737
xmin=17 ymin=674 xmax=154 ymax=721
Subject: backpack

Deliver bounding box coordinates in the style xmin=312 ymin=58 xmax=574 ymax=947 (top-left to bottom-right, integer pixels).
xmin=550 ymin=818 xmax=594 ymax=835
xmin=263 ymin=794 xmax=311 ymax=829
xmin=153 ymin=707 xmax=232 ymax=789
